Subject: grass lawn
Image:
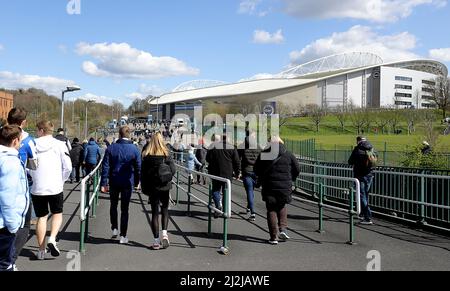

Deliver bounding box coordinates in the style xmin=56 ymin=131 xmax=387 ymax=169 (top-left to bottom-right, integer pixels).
xmin=280 ymin=116 xmax=450 ymax=152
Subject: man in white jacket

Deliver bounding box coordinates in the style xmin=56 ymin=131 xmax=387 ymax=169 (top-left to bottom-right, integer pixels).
xmin=30 ymin=121 xmax=72 ymax=260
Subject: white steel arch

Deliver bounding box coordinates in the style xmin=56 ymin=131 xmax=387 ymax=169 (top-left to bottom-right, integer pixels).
xmin=279 ymin=52 xmax=384 ymax=78
xmin=172 ymin=80 xmax=228 ymax=92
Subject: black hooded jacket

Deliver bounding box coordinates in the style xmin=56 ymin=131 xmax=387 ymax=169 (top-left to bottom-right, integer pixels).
xmin=348 ymin=141 xmax=375 ymax=178
xmin=254 ymin=143 xmax=300 ymax=205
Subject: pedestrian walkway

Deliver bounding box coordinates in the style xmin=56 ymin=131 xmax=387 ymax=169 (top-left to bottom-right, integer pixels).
xmin=16 ymin=176 xmax=450 ymax=271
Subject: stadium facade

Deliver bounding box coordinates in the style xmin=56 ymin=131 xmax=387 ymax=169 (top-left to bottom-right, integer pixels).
xmin=149 ymin=52 xmax=448 ymax=120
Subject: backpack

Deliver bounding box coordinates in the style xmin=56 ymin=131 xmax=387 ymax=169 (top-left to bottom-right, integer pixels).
xmin=155 ymin=158 xmax=173 ymax=186
xmin=366 ymin=149 xmax=378 ymax=168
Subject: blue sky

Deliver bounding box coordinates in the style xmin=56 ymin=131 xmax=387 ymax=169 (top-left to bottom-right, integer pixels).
xmin=0 ymin=0 xmax=449 ymax=107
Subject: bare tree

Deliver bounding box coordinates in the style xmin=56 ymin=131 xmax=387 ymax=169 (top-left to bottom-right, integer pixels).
xmin=387 ymin=109 xmax=402 ymax=134
xmin=403 ymin=108 xmax=420 ymax=135
xmin=308 ymin=104 xmax=325 ymax=132
xmin=374 ymin=109 xmax=389 ymax=134
xmin=335 ymin=105 xmax=348 ymax=133
xmin=349 ymin=109 xmax=365 ymax=135
xmin=425 ymin=76 xmax=450 ymax=120
xmin=422 ymin=110 xmax=440 ymax=147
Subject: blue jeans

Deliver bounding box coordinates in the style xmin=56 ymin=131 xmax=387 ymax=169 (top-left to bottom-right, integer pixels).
xmin=0 ymin=229 xmax=16 ymax=272
xmin=358 ymin=175 xmax=374 ymax=221
xmin=212 ymin=180 xmax=226 ymax=209
xmin=243 ymin=173 xmax=256 ymax=214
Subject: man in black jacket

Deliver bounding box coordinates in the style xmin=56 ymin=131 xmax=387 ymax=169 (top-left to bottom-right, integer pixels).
xmin=206 ymin=134 xmax=240 ymax=218
xmin=348 ymin=137 xmax=375 ymax=225
xmin=238 ymin=131 xmax=261 ymax=221
xmin=195 ymin=138 xmax=208 ymax=185
xmin=254 ymin=136 xmax=300 ymax=244
xmin=69 ymin=138 xmax=84 ymax=183
xmin=55 ymin=128 xmax=72 ymax=152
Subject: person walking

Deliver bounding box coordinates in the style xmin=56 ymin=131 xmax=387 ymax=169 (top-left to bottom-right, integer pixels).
xmin=348 ymin=136 xmax=377 ymax=225
xmin=186 ymin=146 xmax=202 ymax=184
xmin=254 ymin=136 xmax=300 ymax=245
xmin=0 ymin=125 xmax=29 ymax=271
xmin=206 ymin=134 xmax=240 ymax=218
xmin=69 ymin=138 xmax=84 ymax=183
xmin=55 ymin=128 xmax=72 ymax=152
xmin=84 ymin=138 xmax=101 ymax=175
xmin=101 ymin=126 xmax=141 ymax=244
xmin=30 ymin=121 xmax=72 ymax=260
xmin=238 ymin=131 xmax=261 ymax=222
xmin=141 ymin=132 xmax=176 ymax=250
xmin=195 ymin=138 xmax=208 ymax=185
xmin=7 ymin=108 xmax=37 ymax=269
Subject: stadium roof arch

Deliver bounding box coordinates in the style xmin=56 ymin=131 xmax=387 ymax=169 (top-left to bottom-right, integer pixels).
xmin=150 ymin=53 xmax=448 ymax=106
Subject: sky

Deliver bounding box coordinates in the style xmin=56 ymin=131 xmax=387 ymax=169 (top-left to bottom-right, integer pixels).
xmin=0 ymin=0 xmax=449 ymax=107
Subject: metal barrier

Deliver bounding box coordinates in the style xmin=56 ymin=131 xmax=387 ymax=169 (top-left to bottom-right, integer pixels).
xmin=294 ymin=172 xmax=361 ymax=244
xmin=297 ymin=160 xmax=450 ymax=232
xmin=172 ymin=162 xmax=232 ymax=255
xmin=79 ymin=158 xmax=103 ymax=254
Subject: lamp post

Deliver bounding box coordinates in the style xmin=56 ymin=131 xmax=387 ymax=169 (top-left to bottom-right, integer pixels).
xmin=61 ymin=86 xmax=81 ymax=130
xmin=85 ymin=100 xmax=95 ymax=140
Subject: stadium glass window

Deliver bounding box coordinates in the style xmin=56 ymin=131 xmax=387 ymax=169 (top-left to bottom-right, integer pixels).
xmin=395 ymin=101 xmax=412 ymax=106
xmin=395 ymin=76 xmax=413 ymax=82
xmin=422 ymin=87 xmax=435 ymax=93
xmin=422 ymin=103 xmax=436 ymax=108
xmin=422 ymin=95 xmax=433 ymax=100
xmin=422 ymin=80 xmax=436 ymax=86
xmin=395 ymin=84 xmax=412 ymax=90
xmin=395 ymin=93 xmax=412 ymax=98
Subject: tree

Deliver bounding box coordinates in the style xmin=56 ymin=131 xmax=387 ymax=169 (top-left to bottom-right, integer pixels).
xmin=425 ymin=76 xmax=450 ymax=120
xmin=350 ymin=109 xmax=365 ymax=135
xmin=387 ymin=109 xmax=402 ymax=134
xmin=374 ymin=110 xmax=389 ymax=134
xmin=308 ymin=104 xmax=325 ymax=133
xmin=403 ymin=109 xmax=420 ymax=135
xmin=335 ymin=105 xmax=348 ymax=133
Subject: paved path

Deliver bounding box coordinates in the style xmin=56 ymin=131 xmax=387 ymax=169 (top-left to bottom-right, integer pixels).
xmin=17 ymin=174 xmax=450 ymax=271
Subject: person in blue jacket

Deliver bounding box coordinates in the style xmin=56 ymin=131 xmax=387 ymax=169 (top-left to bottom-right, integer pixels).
xmin=0 ymin=125 xmax=29 ymax=271
xmin=185 ymin=146 xmax=202 ymax=184
xmin=7 ymin=108 xmax=36 ymax=269
xmin=101 ymin=126 xmax=141 ymax=244
xmin=84 ymin=137 xmax=101 ymax=175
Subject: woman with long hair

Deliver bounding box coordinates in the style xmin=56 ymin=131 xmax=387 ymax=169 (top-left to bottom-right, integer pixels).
xmin=141 ymin=132 xmax=176 ymax=250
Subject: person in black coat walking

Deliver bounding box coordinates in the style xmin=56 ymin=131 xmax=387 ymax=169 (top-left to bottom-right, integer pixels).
xmin=238 ymin=132 xmax=261 ymax=221
xmin=69 ymin=138 xmax=84 ymax=183
xmin=195 ymin=138 xmax=208 ymax=185
xmin=348 ymin=136 xmax=376 ymax=225
xmin=254 ymin=136 xmax=300 ymax=245
xmin=206 ymin=134 xmax=240 ymax=218
xmin=141 ymin=132 xmax=176 ymax=250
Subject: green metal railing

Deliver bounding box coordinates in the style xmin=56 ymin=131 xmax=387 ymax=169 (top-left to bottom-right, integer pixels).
xmin=79 ymin=159 xmax=103 ymax=254
xmin=297 ymin=160 xmax=450 ymax=232
xmin=294 ymin=172 xmax=361 ymax=244
xmin=172 ymin=161 xmax=232 ymax=255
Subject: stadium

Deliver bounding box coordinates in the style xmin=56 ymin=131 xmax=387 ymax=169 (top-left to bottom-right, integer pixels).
xmin=149 ymin=52 xmax=448 ymax=119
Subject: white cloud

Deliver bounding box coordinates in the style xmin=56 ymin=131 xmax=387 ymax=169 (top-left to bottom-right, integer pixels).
xmin=78 ymin=93 xmax=116 ymax=105
xmin=253 ymin=29 xmax=285 ymax=44
xmin=289 ymin=25 xmax=419 ymax=66
xmin=76 ymin=42 xmax=200 ymax=79
xmin=125 ymin=84 xmax=167 ymax=100
xmin=429 ymin=48 xmax=450 ymax=62
xmin=0 ymin=71 xmax=76 ymax=96
xmin=0 ymin=44 xmax=4 ymax=51
xmin=281 ymin=0 xmax=447 ymax=22
xmin=239 ymin=0 xmax=262 ymax=14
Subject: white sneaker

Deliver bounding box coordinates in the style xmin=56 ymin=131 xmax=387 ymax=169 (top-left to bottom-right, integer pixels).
xmin=47 ymin=240 xmax=60 ymax=257
xmin=13 ymin=264 xmax=18 ymax=271
xmin=119 ymin=236 xmax=129 ymax=244
xmin=36 ymin=249 xmax=47 ymax=260
xmin=112 ymin=229 xmax=119 ymax=238
xmin=162 ymin=235 xmax=170 ymax=249
xmin=279 ymin=232 xmax=290 ymax=241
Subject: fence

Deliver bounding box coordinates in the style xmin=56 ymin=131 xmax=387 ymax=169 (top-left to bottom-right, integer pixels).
xmin=297 ymin=159 xmax=450 ymax=231
xmin=79 ymin=158 xmax=103 ymax=254
xmin=285 ymin=139 xmax=450 ymax=169
xmin=171 ymin=153 xmax=232 ymax=255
